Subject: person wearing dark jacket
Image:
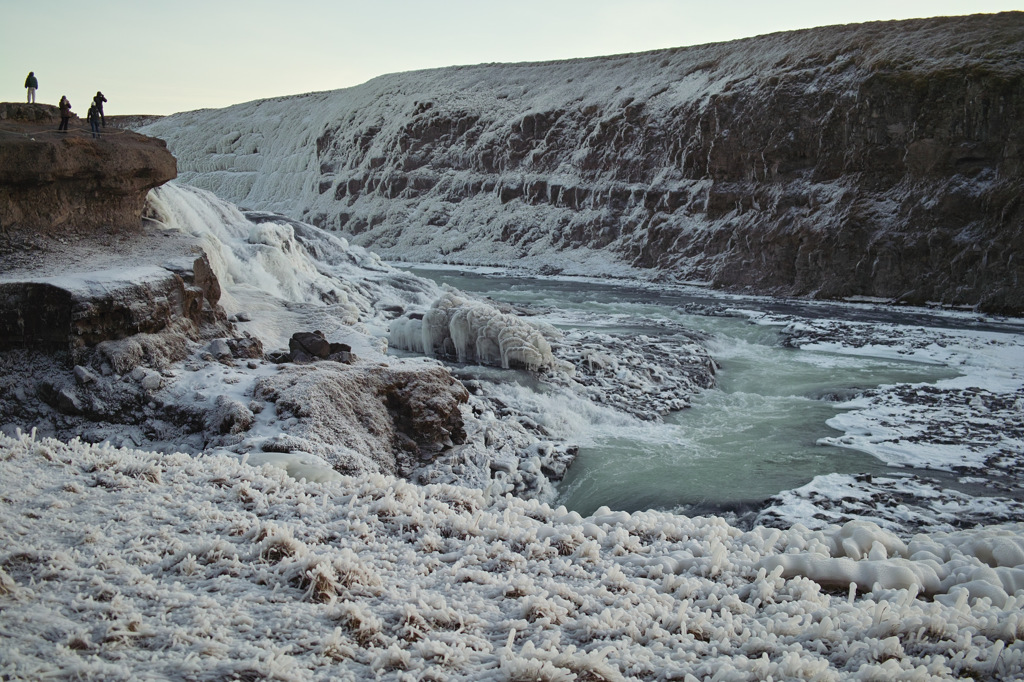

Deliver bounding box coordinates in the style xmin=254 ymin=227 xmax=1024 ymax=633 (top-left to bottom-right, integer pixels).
xmin=24 ymin=72 xmax=38 ymax=103
xmin=58 ymin=95 xmax=71 ymax=132
xmin=92 ymin=91 xmax=107 ymax=127
xmin=87 ymin=104 xmax=101 ymax=138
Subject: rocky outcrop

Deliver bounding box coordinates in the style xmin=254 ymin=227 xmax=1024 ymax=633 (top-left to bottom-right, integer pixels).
xmin=0 ymin=106 xmax=561 ymax=495
xmin=0 ymin=102 xmax=219 ymax=354
xmin=0 ymin=102 xmax=177 ymax=239
xmin=249 ymin=361 xmax=469 ymax=475
xmin=142 ymin=12 xmax=1024 ymax=313
xmin=0 ymin=254 xmax=225 ymax=353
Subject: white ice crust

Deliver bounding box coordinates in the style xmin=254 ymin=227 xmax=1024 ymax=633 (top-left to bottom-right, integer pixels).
xmin=2 ymin=174 xmax=1023 ymax=679
xmin=390 ymin=290 xmax=560 ymax=372
xmin=2 ymin=431 xmax=1023 ymax=680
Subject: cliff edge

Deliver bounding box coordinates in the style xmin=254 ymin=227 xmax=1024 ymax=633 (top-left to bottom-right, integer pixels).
xmin=0 ymin=102 xmax=222 ymax=352
xmin=0 ymin=102 xmax=177 ymax=242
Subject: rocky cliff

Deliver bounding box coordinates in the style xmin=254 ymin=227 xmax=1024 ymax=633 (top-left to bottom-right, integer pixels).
xmin=0 ymin=103 xmax=178 ymax=240
xmin=141 ymin=12 xmax=1024 ymax=313
xmin=0 ymin=102 xmax=222 ymax=353
xmin=0 ymin=118 xmax=564 ymax=494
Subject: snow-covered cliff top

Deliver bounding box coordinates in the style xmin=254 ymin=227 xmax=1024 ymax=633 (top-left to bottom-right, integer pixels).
xmin=141 ymin=12 xmax=1024 ymax=312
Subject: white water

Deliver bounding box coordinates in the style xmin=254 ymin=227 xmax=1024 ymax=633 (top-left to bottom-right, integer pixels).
xmin=405 ymin=267 xmax=972 ymax=516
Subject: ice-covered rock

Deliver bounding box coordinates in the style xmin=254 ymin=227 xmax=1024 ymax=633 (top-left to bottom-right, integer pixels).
xmin=141 ymin=13 xmax=1024 ymax=313
xmin=391 ymin=290 xmax=562 ymax=372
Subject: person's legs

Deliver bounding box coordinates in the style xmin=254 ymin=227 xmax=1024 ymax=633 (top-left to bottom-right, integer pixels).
xmin=58 ymin=116 xmax=68 ymax=131
xmin=26 ymin=88 xmax=34 ymax=103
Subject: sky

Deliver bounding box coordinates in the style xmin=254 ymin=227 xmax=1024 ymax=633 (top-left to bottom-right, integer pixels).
xmin=2 ymin=0 xmax=1021 ymax=116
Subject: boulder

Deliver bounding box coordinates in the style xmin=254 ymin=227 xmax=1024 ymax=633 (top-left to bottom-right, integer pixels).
xmin=288 ymin=332 xmax=355 ymax=364
xmin=288 ymin=331 xmax=331 ymax=362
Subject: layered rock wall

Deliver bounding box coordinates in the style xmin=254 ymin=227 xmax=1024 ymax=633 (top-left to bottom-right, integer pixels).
xmin=143 ymin=12 xmax=1024 ymax=312
xmin=0 ymin=102 xmax=177 ymax=238
xmin=0 ymin=102 xmax=201 ymax=353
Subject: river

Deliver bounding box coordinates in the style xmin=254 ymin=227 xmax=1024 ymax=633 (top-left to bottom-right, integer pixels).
xmin=404 ymin=266 xmax=1021 ymax=521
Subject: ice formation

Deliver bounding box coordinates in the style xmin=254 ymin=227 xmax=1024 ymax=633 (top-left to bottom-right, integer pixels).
xmin=145 ymin=183 xmax=441 ymax=351
xmin=390 ymin=290 xmax=561 ymax=372
xmin=2 ymin=153 xmax=1022 ymax=678
xmin=2 ymin=431 xmax=1023 ymax=680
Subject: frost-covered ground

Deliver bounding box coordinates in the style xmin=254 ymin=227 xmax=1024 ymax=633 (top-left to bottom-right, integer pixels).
xmin=3 ymin=432 xmax=1024 ymax=680
xmin=3 ymin=184 xmax=1024 ymax=679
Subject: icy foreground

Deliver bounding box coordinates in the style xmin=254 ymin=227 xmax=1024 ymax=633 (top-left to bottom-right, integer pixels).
xmin=3 ymin=181 xmax=1024 ymax=677
xmin=3 ymin=431 xmax=1024 ymax=680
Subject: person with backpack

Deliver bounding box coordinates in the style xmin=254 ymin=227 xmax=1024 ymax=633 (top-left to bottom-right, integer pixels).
xmin=24 ymin=72 xmax=38 ymax=103
xmin=87 ymin=103 xmax=101 ymax=138
xmin=58 ymin=95 xmax=72 ymax=132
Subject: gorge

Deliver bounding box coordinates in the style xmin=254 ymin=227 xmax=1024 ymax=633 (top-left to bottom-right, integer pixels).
xmin=3 ymin=13 xmax=1024 ymax=680
xmin=142 ymin=12 xmax=1024 ymax=314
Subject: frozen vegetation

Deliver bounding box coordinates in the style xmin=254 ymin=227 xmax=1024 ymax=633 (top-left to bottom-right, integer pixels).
xmin=3 ymin=431 xmax=1024 ymax=680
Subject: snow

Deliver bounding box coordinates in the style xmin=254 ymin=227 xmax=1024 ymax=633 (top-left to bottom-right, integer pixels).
xmin=2 ymin=170 xmax=1024 ymax=677
xmin=777 ymin=317 xmax=1024 ymax=474
xmin=3 ymin=430 xmax=1024 ymax=680
xmin=389 ymin=290 xmax=562 ymax=372
xmin=145 ymin=182 xmax=438 ymax=353
xmin=4 ymin=265 xmax=184 ymax=295
xmin=757 ymin=472 xmax=1024 ymax=536
xmin=133 ymin=15 xmax=1024 ymax=300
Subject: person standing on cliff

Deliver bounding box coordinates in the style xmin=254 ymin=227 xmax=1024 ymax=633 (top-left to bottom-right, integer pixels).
xmin=24 ymin=72 xmax=38 ymax=104
xmin=92 ymin=91 xmax=107 ymax=127
xmin=87 ymin=103 xmax=101 ymax=139
xmin=57 ymin=95 xmax=71 ymax=132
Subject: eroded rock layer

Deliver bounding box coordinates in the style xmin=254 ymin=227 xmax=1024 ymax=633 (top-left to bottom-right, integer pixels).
xmin=144 ymin=12 xmax=1024 ymax=313
xmin=0 ymin=255 xmax=224 ymax=352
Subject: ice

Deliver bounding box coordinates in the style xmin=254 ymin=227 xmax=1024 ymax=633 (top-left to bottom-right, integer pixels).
xmin=146 ymin=182 xmax=441 ymax=352
xmin=391 ymin=290 xmax=560 ymax=372
xmin=3 ymin=430 xmax=1024 ymax=679
xmin=778 ymin=318 xmax=1024 ymax=474
xmin=2 ymin=131 xmax=1023 ymax=677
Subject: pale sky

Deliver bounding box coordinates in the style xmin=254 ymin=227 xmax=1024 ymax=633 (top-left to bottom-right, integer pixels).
xmin=2 ymin=1 xmax=1020 ymax=116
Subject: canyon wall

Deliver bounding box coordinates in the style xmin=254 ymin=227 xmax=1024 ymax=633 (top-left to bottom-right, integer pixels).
xmin=0 ymin=102 xmax=211 ymax=352
xmin=142 ymin=12 xmax=1024 ymax=313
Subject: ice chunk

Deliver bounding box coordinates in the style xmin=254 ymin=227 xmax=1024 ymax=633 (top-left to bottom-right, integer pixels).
xmin=391 ymin=290 xmax=559 ymax=372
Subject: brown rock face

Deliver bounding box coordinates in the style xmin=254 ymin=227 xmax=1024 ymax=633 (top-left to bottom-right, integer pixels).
xmin=253 ymin=362 xmax=469 ymax=475
xmin=0 ymin=102 xmax=177 ymax=238
xmin=0 ymin=103 xmax=222 ymax=354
